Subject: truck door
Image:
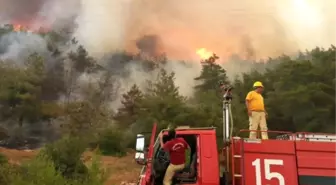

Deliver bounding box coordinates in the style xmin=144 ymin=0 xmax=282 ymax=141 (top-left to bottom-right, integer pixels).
xmin=140 ymin=123 xmax=158 ymax=185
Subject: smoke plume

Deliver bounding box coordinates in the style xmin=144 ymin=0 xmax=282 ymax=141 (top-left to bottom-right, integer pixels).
xmin=1 ymin=0 xmax=335 ymax=59
xmin=0 ymin=0 xmax=335 ymax=148
xmin=73 ymin=0 xmax=335 ymax=60
xmin=72 ymin=0 xmax=336 ymax=86
xmin=0 ymin=0 xmax=44 ymax=22
xmin=0 ymin=0 xmax=335 ymax=96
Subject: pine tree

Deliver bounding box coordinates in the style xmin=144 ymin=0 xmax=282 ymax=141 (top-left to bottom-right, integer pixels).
xmin=0 ymin=53 xmax=46 ymax=132
xmin=67 ymin=45 xmax=97 ymax=73
xmin=192 ymin=54 xmax=229 ymax=134
xmin=194 ymin=54 xmax=229 ymax=95
xmin=146 ymin=69 xmax=182 ymax=101
xmin=133 ymin=68 xmax=187 ymax=131
xmin=114 ymin=84 xmax=143 ymax=128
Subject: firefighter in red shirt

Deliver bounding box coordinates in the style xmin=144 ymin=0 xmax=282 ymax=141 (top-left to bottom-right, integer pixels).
xmin=159 ymin=129 xmax=190 ymax=185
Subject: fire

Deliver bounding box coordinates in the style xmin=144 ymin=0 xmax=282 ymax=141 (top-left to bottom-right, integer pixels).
xmin=10 ymin=19 xmax=50 ymax=33
xmin=13 ymin=24 xmax=23 ymax=32
xmin=196 ymin=48 xmax=213 ymax=60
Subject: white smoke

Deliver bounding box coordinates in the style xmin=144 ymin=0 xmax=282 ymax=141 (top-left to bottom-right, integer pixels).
xmin=70 ymin=0 xmax=335 ymax=60
xmin=0 ymin=32 xmax=48 ymax=64
xmin=164 ymin=61 xmax=202 ymax=97
xmin=37 ymin=0 xmax=80 ymax=30
xmin=0 ymin=0 xmax=335 ymax=102
xmin=73 ymin=0 xmax=132 ymax=57
xmin=67 ymin=0 xmax=335 ymax=95
xmin=1 ymin=0 xmax=335 ymax=60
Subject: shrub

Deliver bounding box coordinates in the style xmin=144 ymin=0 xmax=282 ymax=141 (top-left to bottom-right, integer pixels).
xmin=97 ymin=128 xmax=126 ymax=156
xmin=8 ymin=151 xmax=108 ymax=185
xmin=0 ymin=163 xmax=20 ymax=185
xmin=80 ymin=151 xmax=109 ymax=185
xmin=40 ymin=136 xmax=89 ymax=179
xmin=10 ymin=155 xmax=68 ymax=185
xmin=0 ymin=152 xmax=9 ymax=184
xmin=123 ymin=130 xmax=137 ymax=149
xmin=0 ymin=152 xmax=8 ymax=165
xmin=0 ymin=135 xmax=109 ymax=185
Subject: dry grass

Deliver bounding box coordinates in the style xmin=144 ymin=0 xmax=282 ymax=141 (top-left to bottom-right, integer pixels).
xmin=0 ymin=147 xmax=142 ymax=185
xmin=0 ymin=147 xmax=38 ymax=165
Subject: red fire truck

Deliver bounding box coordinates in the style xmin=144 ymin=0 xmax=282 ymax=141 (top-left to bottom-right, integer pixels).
xmin=134 ymin=88 xmax=336 ymax=185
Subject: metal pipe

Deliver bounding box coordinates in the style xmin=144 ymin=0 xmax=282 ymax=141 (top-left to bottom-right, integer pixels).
xmin=223 ymin=100 xmax=231 ymax=142
xmin=223 ymin=100 xmax=226 ymax=143
xmin=225 ymin=103 xmax=230 ymax=141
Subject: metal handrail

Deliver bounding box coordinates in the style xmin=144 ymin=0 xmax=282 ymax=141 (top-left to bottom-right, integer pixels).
xmin=238 ymin=129 xmax=336 ymax=142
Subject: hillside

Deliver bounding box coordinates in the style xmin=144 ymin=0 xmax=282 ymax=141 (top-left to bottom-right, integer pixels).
xmin=0 ymin=147 xmax=141 ymax=185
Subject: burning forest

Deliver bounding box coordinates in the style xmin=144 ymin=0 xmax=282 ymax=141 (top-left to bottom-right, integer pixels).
xmin=0 ymin=1 xmax=334 ymax=185
xmin=0 ymin=0 xmax=334 ymax=151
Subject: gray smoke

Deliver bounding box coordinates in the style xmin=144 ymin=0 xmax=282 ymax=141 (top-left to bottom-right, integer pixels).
xmin=0 ymin=32 xmax=48 ymax=64
xmin=0 ymin=0 xmax=335 ymax=99
xmin=0 ymin=0 xmax=44 ymax=21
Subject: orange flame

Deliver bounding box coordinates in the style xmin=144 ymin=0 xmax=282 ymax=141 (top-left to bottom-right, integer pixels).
xmin=11 ymin=19 xmax=50 ymax=33
xmin=196 ymin=48 xmax=213 ymax=60
xmin=13 ymin=24 xmax=23 ymax=32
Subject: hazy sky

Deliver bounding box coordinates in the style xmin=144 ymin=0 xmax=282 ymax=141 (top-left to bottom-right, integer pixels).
xmin=1 ymin=0 xmax=335 ymax=60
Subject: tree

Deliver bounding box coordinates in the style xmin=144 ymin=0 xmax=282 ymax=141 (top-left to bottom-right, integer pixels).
xmin=68 ymin=44 xmax=101 ymax=73
xmin=192 ymin=55 xmax=230 ymax=137
xmin=135 ymin=68 xmax=188 ymax=131
xmin=230 ymin=46 xmax=335 ymax=134
xmin=146 ymin=69 xmax=183 ymax=100
xmin=194 ymin=55 xmax=229 ymax=95
xmin=0 ymin=53 xmax=45 ymax=127
xmin=114 ymin=84 xmax=143 ymax=128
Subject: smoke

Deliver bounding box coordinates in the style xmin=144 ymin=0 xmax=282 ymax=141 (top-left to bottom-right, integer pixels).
xmin=136 ymin=35 xmax=165 ymax=57
xmin=0 ymin=0 xmax=44 ymax=22
xmin=0 ymin=32 xmax=48 ymax=64
xmin=1 ymin=0 xmax=335 ymax=61
xmin=0 ymin=0 xmax=79 ymax=64
xmin=164 ymin=61 xmax=201 ymax=97
xmin=73 ymin=0 xmax=131 ymax=57
xmin=37 ymin=0 xmax=80 ymax=30
xmin=0 ymin=0 xmax=335 ymax=96
xmin=70 ymin=0 xmax=336 ymax=90
xmin=0 ymin=0 xmax=334 ymax=145
xmin=67 ymin=0 xmax=335 ymax=60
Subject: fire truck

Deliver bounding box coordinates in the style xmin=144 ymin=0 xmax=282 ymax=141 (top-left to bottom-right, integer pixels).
xmin=134 ymin=86 xmax=336 ymax=185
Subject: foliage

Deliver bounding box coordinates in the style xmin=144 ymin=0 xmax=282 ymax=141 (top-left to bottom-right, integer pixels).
xmin=0 ymin=24 xmax=335 ymax=183
xmin=134 ymin=68 xmax=190 ymax=131
xmin=0 ymin=152 xmax=7 ymax=165
xmin=97 ymin=127 xmax=127 ymax=156
xmin=0 ymin=53 xmax=46 ymax=126
xmin=114 ymin=84 xmax=143 ymax=128
xmin=193 ymin=56 xmax=229 ymax=137
xmin=2 ymin=150 xmax=107 ymax=185
xmin=0 ymin=163 xmax=18 ymax=185
xmin=195 ymin=56 xmax=229 ymax=95
xmin=41 ymin=136 xmax=89 ymax=179
xmin=231 ymin=46 xmax=336 ymax=133
xmin=118 ymin=46 xmax=335 ymax=136
xmin=10 ymin=155 xmax=68 ymax=185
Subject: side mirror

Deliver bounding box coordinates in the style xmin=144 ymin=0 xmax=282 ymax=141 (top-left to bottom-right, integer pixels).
xmin=135 ymin=134 xmax=146 ymax=165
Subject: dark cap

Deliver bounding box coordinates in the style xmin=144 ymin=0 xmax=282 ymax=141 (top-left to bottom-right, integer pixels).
xmin=168 ymin=129 xmax=176 ymax=138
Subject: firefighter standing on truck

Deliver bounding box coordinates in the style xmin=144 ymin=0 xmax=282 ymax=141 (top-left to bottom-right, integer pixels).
xmin=159 ymin=129 xmax=190 ymax=185
xmin=245 ymin=81 xmax=269 ymax=139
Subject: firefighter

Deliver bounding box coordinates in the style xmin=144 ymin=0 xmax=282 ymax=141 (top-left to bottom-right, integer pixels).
xmin=159 ymin=129 xmax=190 ymax=185
xmin=245 ymin=81 xmax=269 ymax=139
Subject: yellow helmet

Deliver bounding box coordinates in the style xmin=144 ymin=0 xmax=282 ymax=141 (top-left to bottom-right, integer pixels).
xmin=253 ymin=81 xmax=264 ymax=88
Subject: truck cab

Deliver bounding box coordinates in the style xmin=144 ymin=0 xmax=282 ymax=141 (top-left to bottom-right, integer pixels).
xmin=135 ymin=125 xmax=220 ymax=185
xmin=134 ymin=124 xmax=336 ymax=185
